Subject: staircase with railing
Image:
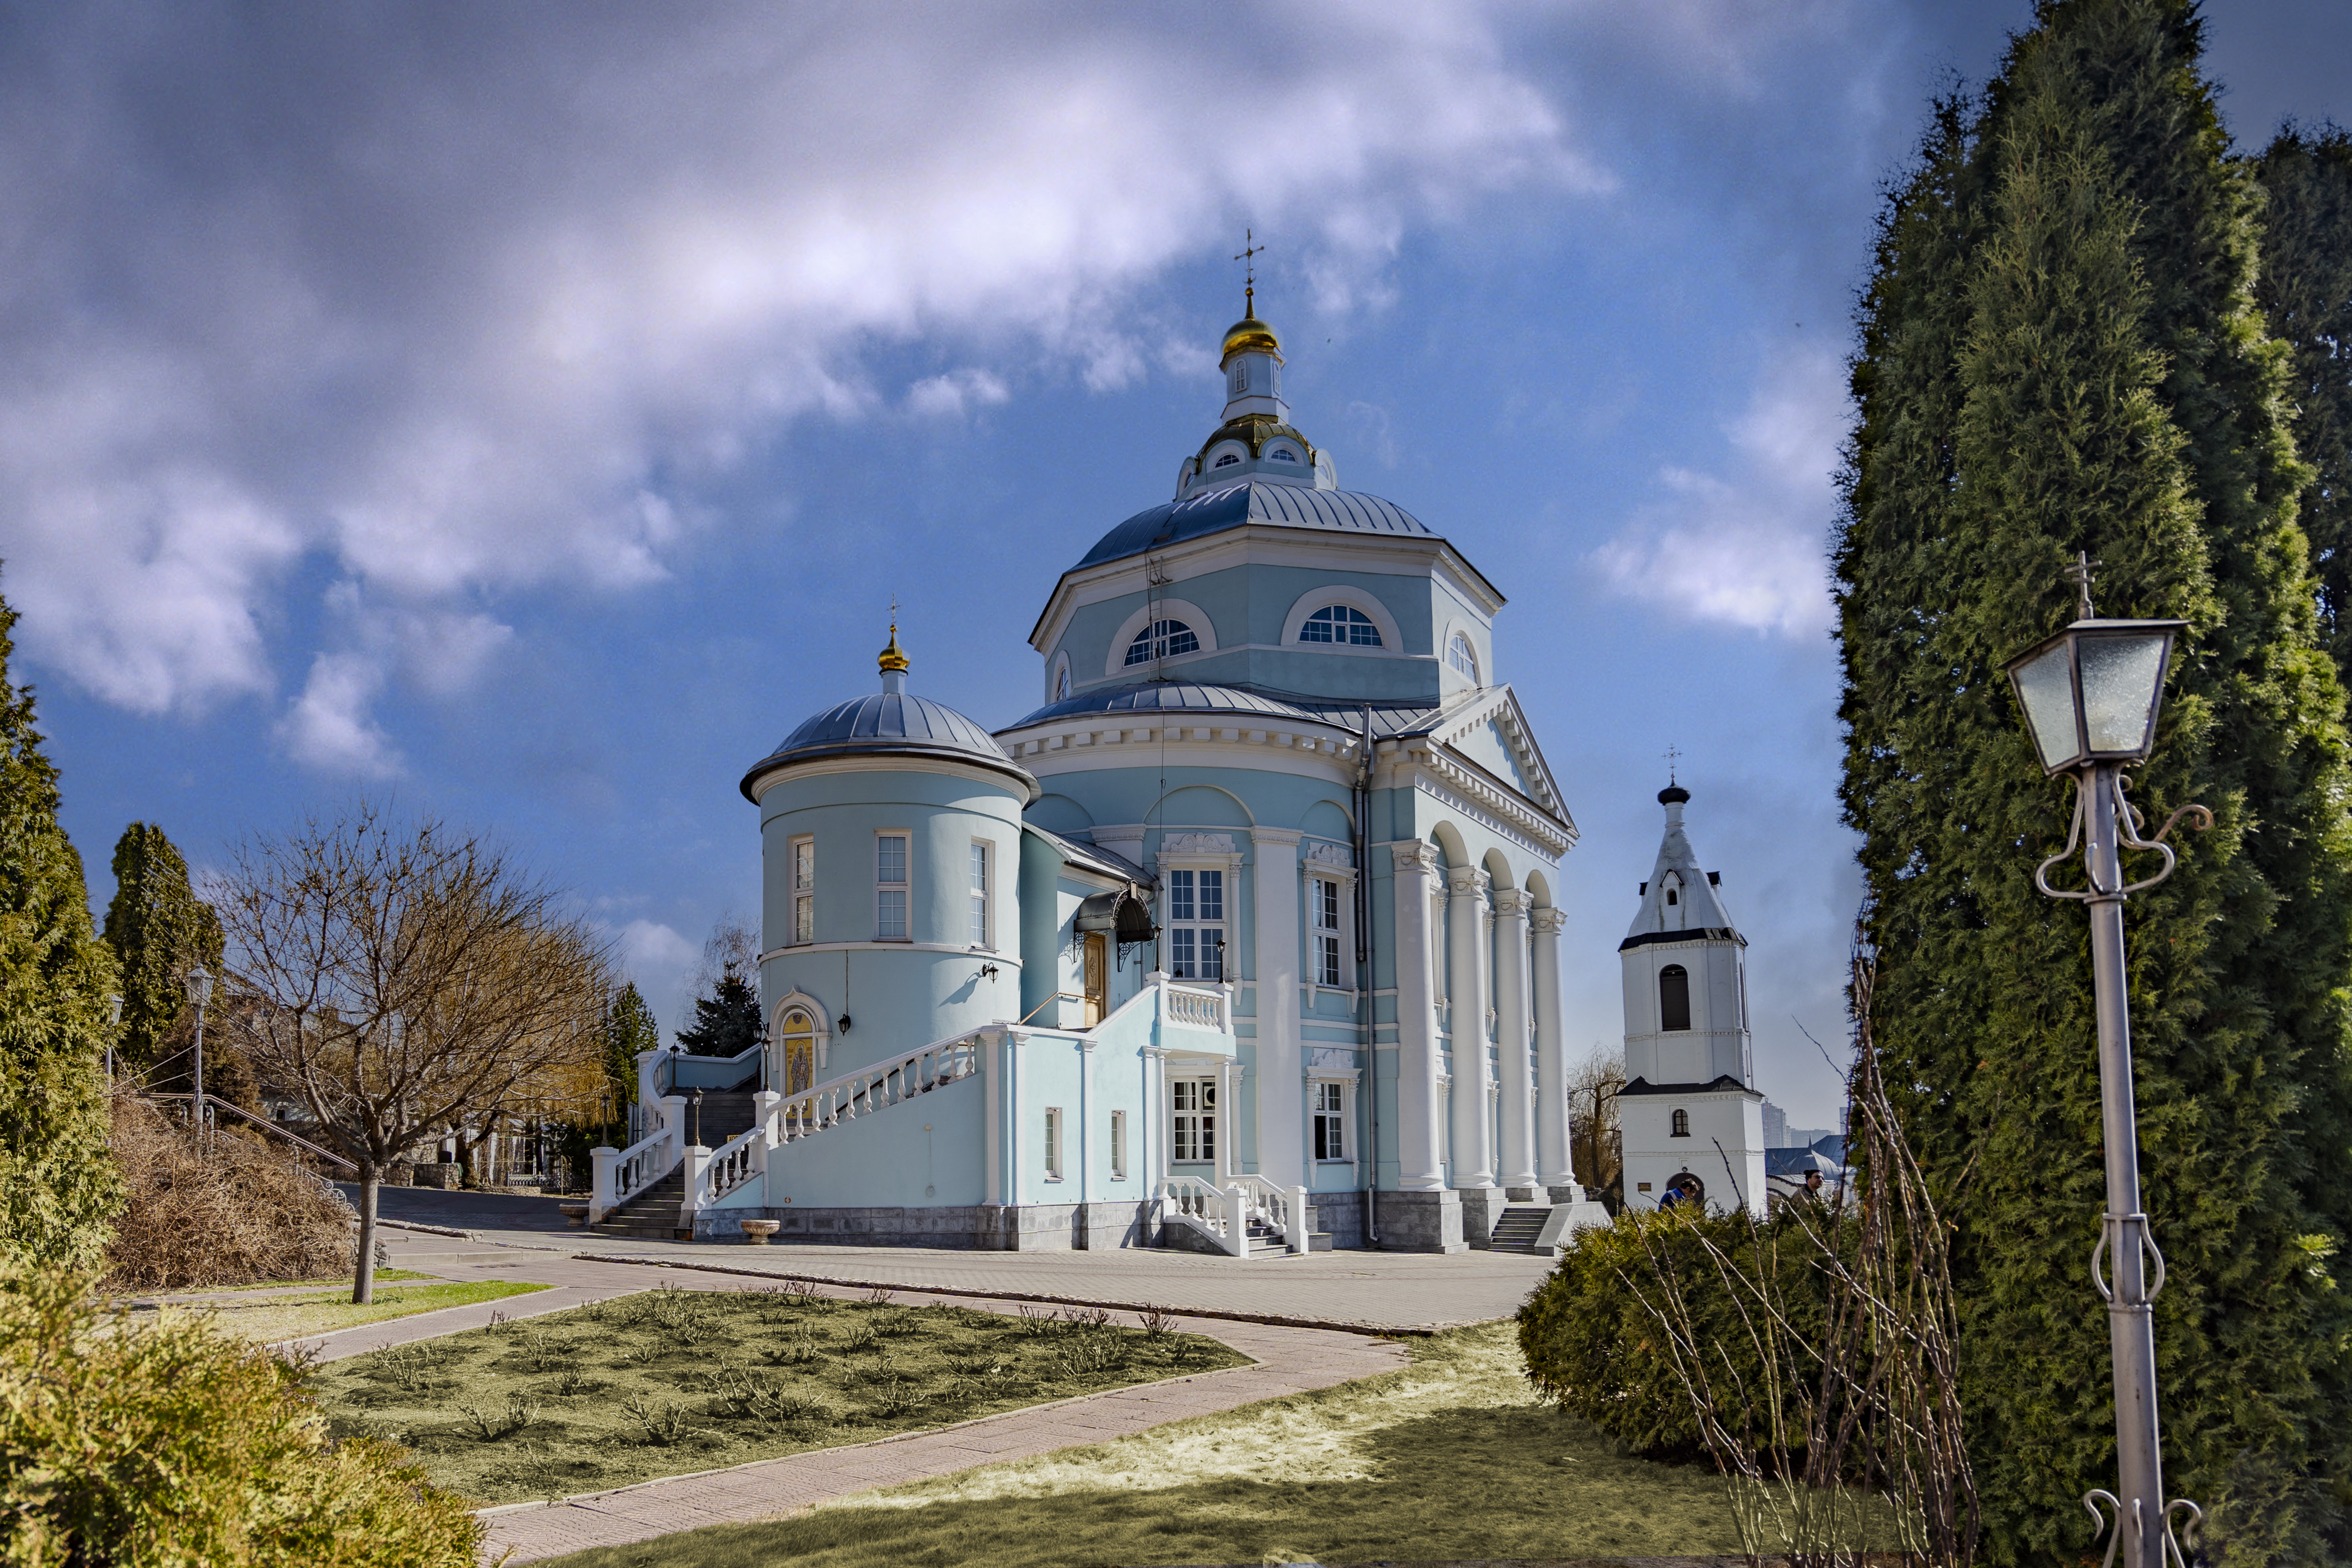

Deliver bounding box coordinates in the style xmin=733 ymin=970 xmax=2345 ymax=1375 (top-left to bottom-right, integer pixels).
xmin=1156 ymin=1170 xmax=1311 ymax=1260
xmin=591 ymin=973 xmax=1245 ymax=1239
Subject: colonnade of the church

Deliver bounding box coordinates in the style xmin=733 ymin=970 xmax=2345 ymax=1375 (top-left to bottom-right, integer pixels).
xmin=1389 ymin=840 xmax=1574 ymax=1196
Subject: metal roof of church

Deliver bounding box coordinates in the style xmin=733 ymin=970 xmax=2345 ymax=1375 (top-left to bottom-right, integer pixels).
xmin=1075 ymin=480 xmax=1432 ymax=569
xmin=741 ymin=691 xmax=1035 ymax=801
xmin=999 ymin=679 xmax=1444 ymax=736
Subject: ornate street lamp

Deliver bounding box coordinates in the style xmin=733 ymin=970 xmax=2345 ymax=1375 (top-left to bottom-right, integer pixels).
xmin=2000 ymin=557 xmax=2208 ymax=1568
xmin=185 ymin=964 xmax=214 ymax=1149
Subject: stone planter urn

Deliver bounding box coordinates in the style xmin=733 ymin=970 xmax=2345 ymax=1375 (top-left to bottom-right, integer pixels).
xmin=740 ymin=1219 xmax=782 ymax=1245
xmin=559 ymin=1203 xmax=590 ymax=1228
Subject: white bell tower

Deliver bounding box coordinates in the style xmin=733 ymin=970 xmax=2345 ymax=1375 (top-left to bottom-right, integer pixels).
xmin=1617 ymin=782 xmax=1766 ymax=1216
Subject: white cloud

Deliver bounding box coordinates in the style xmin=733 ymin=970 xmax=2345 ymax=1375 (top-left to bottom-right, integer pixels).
xmin=277 ymin=651 xmax=403 ymax=778
xmin=1591 ymin=348 xmax=1847 ymax=638
xmin=0 ymin=2 xmax=1611 ymax=758
xmin=612 ymin=918 xmax=703 ymax=1045
xmin=906 ymin=369 xmax=1012 ymax=420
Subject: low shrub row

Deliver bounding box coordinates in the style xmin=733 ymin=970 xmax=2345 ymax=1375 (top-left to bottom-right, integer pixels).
xmin=1515 ymin=1207 xmax=1843 ymax=1456
xmin=0 ymin=1252 xmax=479 ymax=1566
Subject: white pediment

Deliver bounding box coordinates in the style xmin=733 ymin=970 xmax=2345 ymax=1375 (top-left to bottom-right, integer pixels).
xmin=1428 ymin=685 xmax=1568 ymax=823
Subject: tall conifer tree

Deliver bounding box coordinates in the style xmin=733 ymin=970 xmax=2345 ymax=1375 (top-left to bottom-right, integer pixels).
xmin=99 ymin=822 xmax=225 ymax=1074
xmin=0 ymin=582 xmax=122 ymax=1269
xmin=603 ymin=982 xmax=657 ymax=1106
xmin=1837 ymin=4 xmax=2352 ymax=1561
xmin=675 ymin=966 xmax=761 ymax=1058
xmin=2255 ymin=126 xmax=2352 ymax=677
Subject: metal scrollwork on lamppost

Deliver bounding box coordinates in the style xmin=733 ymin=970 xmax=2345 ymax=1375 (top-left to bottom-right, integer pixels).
xmin=2001 ymin=555 xmax=2209 ymax=1568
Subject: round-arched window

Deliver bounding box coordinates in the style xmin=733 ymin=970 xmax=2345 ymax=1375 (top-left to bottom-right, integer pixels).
xmin=1299 ymin=605 xmax=1382 ymax=646
xmin=1213 ymin=453 xmax=1241 ymax=468
xmin=1054 ymin=666 xmax=1071 ymax=701
xmin=1265 ymin=445 xmax=1300 ymax=463
xmin=1447 ymin=632 xmax=1480 ymax=683
xmin=1671 ymin=1108 xmax=1691 ymax=1137
xmin=1659 ymin=964 xmax=1691 ymax=1031
xmin=1125 ymin=620 xmax=1200 ymax=666
xmin=779 ymin=1008 xmax=818 ymax=1096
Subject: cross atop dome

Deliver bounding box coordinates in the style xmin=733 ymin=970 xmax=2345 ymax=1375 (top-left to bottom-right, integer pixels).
xmin=1174 ymin=256 xmax=1337 ymax=500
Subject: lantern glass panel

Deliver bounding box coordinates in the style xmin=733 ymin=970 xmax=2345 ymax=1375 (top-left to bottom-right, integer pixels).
xmin=2079 ymin=633 xmax=2168 ymax=754
xmin=2013 ymin=643 xmax=2081 ymax=769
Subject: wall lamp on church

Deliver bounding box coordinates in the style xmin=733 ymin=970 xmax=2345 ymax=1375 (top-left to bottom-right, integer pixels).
xmin=1999 ymin=559 xmax=2210 ymax=1568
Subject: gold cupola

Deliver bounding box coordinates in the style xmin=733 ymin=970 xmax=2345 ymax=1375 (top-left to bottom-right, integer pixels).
xmin=1221 ymin=304 xmax=1282 ymax=364
xmin=879 ymin=622 xmax=909 ymax=694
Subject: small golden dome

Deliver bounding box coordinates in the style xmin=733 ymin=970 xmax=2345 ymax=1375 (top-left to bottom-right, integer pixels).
xmin=878 ymin=624 xmax=909 ymax=674
xmin=1221 ymin=311 xmax=1282 ymax=362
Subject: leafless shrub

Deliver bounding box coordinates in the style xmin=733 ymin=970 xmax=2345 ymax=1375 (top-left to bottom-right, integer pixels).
xmin=1137 ymin=1303 xmax=1177 ymax=1338
xmin=1619 ymin=953 xmax=1976 ymax=1568
xmin=100 ymin=1093 xmax=356 ymax=1293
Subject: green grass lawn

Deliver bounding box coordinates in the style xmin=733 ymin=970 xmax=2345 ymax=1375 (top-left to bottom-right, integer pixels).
xmin=210 ymin=1278 xmax=552 ymax=1344
xmin=528 ymin=1321 xmax=1748 ymax=1568
xmin=118 ymin=1268 xmax=440 ymax=1299
xmin=311 ymin=1284 xmax=1250 ymax=1507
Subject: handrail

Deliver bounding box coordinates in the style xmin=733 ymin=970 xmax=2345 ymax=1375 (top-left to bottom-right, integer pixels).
xmin=610 ymin=1119 xmax=679 ymax=1205
xmin=142 ymin=1092 xmax=360 ymax=1174
xmin=778 ymin=1034 xmax=983 ymax=1142
xmin=657 ymin=1041 xmax=764 ymax=1095
xmin=697 ymin=1120 xmax=765 ymax=1205
xmin=1018 ymin=991 xmax=1088 ymax=1026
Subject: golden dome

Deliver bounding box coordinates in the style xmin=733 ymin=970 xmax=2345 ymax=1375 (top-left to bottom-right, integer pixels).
xmin=1221 ymin=311 xmax=1282 ymax=362
xmin=878 ymin=624 xmax=909 ymax=674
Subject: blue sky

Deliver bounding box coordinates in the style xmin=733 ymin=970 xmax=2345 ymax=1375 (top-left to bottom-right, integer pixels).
xmin=7 ymin=2 xmax=2346 ymax=1125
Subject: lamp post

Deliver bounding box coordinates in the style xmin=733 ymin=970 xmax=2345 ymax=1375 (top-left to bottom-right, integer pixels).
xmin=2001 ymin=559 xmax=2208 ymax=1568
xmin=185 ymin=964 xmax=214 ymax=1150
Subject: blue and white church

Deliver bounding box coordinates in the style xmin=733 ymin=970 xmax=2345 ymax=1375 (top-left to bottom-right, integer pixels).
xmin=590 ymin=296 xmax=1610 ymax=1255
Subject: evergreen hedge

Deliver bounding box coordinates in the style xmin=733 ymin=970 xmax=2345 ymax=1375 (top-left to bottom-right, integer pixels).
xmin=1836 ymin=3 xmax=2352 ymax=1561
xmin=0 ymin=581 xmax=121 ymax=1271
xmin=0 ymin=1252 xmax=480 ymax=1565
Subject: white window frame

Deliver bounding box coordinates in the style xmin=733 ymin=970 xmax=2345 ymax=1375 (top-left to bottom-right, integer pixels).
xmin=1170 ymin=1077 xmax=1217 ymax=1164
xmin=1447 ymin=631 xmax=1481 ymax=683
xmin=789 ymin=834 xmax=816 ymax=946
xmin=1103 ymin=599 xmax=1216 ymax=680
xmin=1278 ymin=587 xmax=1403 ymax=656
xmin=968 ymin=838 xmax=993 ymax=949
xmin=1110 ymin=1109 xmax=1127 ymax=1182
xmin=1156 ymin=842 xmax=1242 ymax=986
xmin=1044 ymin=1106 xmax=1064 ymax=1180
xmin=1160 ymin=866 xmax=1230 ymax=982
xmin=1310 ymin=1076 xmax=1355 ymax=1164
xmin=1302 ymin=856 xmax=1357 ymax=998
xmin=875 ymin=829 xmax=911 ymax=942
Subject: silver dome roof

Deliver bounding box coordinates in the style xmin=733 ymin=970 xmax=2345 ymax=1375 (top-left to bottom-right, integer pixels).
xmin=741 ymin=690 xmax=1036 ymax=801
xmin=1077 ymin=480 xmax=1431 ymax=569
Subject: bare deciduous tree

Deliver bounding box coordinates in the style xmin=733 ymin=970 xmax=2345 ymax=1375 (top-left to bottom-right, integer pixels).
xmin=1567 ymin=1043 xmax=1625 ymax=1204
xmin=216 ymin=806 xmax=612 ymax=1302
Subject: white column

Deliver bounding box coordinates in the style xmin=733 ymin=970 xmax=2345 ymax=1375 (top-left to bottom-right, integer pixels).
xmin=1492 ymin=888 xmax=1537 ymax=1190
xmin=1252 ymin=828 xmax=1304 ymax=1185
xmin=1446 ymin=864 xmax=1495 ymax=1188
xmin=1531 ymin=906 xmax=1576 ymax=1188
xmin=1390 ymin=842 xmax=1446 ymax=1190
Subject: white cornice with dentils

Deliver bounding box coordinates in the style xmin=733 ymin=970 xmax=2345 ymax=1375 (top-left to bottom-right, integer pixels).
xmin=1028 ymin=522 xmax=1505 ymax=656
xmin=996 ymin=716 xmax=1367 ymax=787
xmin=1375 ymin=736 xmax=1577 ymax=860
xmin=1422 ymin=684 xmax=1571 ymax=824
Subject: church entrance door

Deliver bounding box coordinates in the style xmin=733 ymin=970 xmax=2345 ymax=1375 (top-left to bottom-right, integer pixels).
xmin=1082 ymin=934 xmax=1107 ymax=1027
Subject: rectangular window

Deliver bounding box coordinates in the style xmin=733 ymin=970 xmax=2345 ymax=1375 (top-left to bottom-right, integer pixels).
xmin=1171 ymin=1078 xmax=1216 ymax=1163
xmin=876 ymin=833 xmax=909 ymax=941
xmin=1110 ymin=1109 xmax=1127 ymax=1181
xmin=791 ymin=837 xmax=815 ymax=945
xmin=969 ymin=841 xmax=990 ymax=947
xmin=1165 ymin=868 xmax=1225 ymax=981
xmin=1312 ymin=876 xmax=1343 ymax=987
xmin=1044 ymin=1107 xmax=1063 ymax=1180
xmin=1313 ymin=1082 xmax=1347 ymax=1161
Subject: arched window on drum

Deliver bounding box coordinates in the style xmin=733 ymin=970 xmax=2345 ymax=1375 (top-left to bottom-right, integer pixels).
xmin=778 ymin=1008 xmax=818 ymax=1096
xmin=1125 ymin=620 xmax=1199 ymax=666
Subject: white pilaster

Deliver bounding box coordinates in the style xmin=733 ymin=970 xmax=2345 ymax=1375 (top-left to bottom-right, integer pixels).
xmin=1446 ymin=864 xmax=1495 ymax=1189
xmin=1252 ymin=828 xmax=1304 ymax=1184
xmin=1531 ymin=906 xmax=1576 ymax=1187
xmin=1492 ymin=887 xmax=1537 ymax=1190
xmin=1390 ymin=841 xmax=1447 ymax=1191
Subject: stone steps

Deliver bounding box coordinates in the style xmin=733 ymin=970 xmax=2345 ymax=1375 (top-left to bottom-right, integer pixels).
xmin=1487 ymin=1205 xmax=1551 ymax=1254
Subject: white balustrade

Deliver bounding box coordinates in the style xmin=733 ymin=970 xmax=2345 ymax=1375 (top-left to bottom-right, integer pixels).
xmin=589 ymin=1121 xmax=679 ymax=1223
xmin=1158 ymin=1175 xmax=1245 ymax=1257
xmin=1162 ymin=985 xmax=1225 ymax=1030
xmin=697 ymin=1124 xmax=764 ymax=1207
xmin=777 ymin=1033 xmax=984 ymax=1144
